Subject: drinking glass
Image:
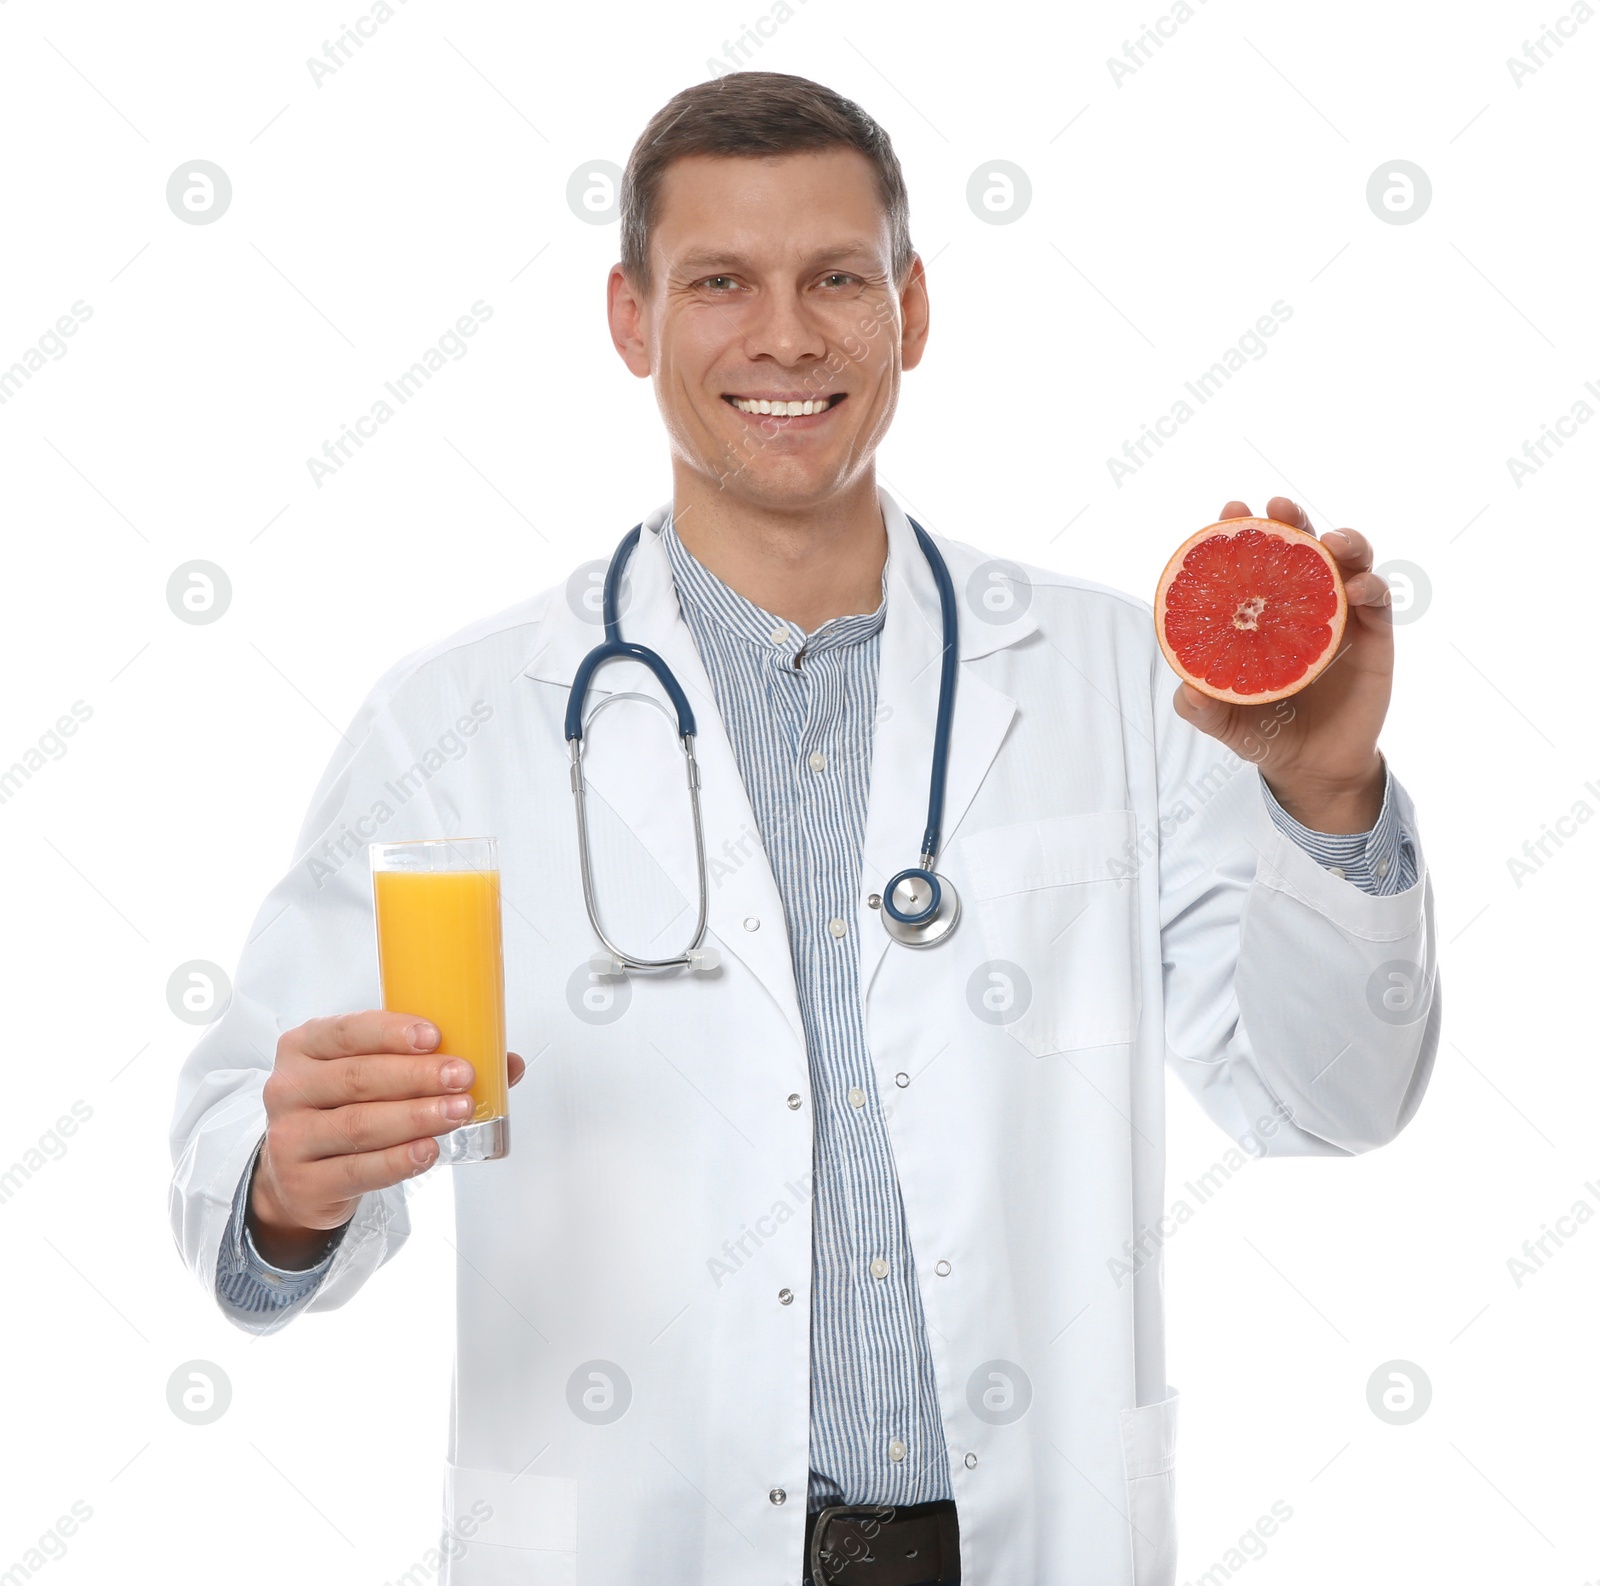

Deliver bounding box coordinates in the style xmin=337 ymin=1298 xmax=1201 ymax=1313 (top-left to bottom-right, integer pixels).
xmin=370 ymin=837 xmax=509 ymax=1164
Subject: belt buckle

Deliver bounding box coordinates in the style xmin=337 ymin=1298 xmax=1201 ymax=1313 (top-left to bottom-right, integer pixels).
xmin=809 ymin=1503 xmax=896 ymax=1584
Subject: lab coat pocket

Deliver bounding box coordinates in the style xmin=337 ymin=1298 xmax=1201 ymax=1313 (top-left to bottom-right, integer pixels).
xmin=1120 ymin=1386 xmax=1179 ymax=1586
xmin=958 ymin=808 xmax=1139 ymax=1057
xmin=441 ymin=1461 xmax=578 ymax=1585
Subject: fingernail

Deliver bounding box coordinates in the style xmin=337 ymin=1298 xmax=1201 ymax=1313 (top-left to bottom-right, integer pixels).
xmin=1324 ymin=530 xmax=1349 ymax=549
xmin=440 ymin=1060 xmax=472 ymax=1089
xmin=409 ymin=1139 xmax=433 ymax=1165
xmin=410 ymin=1021 xmax=440 ymax=1050
xmin=442 ymin=1095 xmax=473 ymax=1120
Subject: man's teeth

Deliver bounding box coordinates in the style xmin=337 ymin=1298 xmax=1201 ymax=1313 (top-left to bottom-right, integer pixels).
xmin=729 ymin=396 xmax=837 ymax=416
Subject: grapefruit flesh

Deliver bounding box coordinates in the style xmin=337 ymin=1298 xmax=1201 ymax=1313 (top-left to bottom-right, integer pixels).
xmin=1155 ymin=518 xmax=1347 ymax=704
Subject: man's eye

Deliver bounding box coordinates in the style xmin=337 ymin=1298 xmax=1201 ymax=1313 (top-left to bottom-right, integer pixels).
xmin=702 ymin=276 xmax=737 ymax=291
xmin=822 ymin=273 xmax=859 ymax=288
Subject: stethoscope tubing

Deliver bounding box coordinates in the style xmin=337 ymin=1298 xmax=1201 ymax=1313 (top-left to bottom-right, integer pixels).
xmin=566 ymin=514 xmax=960 ymax=967
xmin=910 ymin=519 xmax=960 ymax=871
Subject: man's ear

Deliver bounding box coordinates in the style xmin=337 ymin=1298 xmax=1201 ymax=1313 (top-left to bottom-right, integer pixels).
xmin=607 ymin=264 xmax=653 ymax=377
xmin=898 ymin=253 xmax=931 ymax=374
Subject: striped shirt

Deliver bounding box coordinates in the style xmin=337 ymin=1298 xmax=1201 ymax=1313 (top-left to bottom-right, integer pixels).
xmin=662 ymin=519 xmax=949 ymax=1508
xmin=214 ymin=517 xmax=1418 ymax=1505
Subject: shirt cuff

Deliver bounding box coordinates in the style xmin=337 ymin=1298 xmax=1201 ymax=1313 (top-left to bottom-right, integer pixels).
xmin=214 ymin=1134 xmax=349 ymax=1319
xmin=1258 ymin=759 xmax=1418 ymax=896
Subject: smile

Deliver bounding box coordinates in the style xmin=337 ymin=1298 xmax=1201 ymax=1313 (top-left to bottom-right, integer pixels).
xmin=723 ymin=393 xmax=848 ymax=417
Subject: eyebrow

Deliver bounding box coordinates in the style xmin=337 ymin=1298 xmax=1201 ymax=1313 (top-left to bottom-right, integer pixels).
xmin=670 ymin=242 xmax=885 ymax=276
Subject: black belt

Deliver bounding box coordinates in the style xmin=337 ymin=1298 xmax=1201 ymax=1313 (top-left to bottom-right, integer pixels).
xmin=802 ymin=1500 xmax=960 ymax=1586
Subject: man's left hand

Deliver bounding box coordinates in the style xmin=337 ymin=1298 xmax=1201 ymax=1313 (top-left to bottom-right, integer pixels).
xmin=1171 ymin=495 xmax=1393 ymax=834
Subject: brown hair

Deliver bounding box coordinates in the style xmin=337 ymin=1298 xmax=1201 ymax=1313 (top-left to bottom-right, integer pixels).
xmin=619 ymin=71 xmax=913 ymax=296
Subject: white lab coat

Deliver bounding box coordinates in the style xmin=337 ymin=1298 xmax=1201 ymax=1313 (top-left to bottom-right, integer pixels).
xmin=169 ymin=486 xmax=1439 ymax=1585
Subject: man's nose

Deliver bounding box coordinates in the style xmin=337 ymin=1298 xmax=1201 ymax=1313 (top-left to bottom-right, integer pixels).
xmin=739 ymin=291 xmax=830 ymax=362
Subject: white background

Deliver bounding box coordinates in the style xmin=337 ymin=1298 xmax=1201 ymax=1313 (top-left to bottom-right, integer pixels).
xmin=2 ymin=0 xmax=1597 ymax=1581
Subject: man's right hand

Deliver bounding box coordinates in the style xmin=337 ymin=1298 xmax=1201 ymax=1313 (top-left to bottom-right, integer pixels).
xmin=248 ymin=1011 xmax=526 ymax=1270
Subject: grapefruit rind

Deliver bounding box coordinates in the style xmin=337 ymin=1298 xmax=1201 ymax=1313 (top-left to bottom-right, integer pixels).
xmin=1154 ymin=517 xmax=1348 ymax=705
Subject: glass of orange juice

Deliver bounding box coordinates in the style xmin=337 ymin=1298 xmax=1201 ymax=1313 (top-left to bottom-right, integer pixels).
xmin=370 ymin=837 xmax=509 ymax=1164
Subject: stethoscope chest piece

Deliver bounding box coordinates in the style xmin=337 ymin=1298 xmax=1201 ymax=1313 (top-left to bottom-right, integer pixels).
xmin=879 ymin=867 xmax=961 ymax=948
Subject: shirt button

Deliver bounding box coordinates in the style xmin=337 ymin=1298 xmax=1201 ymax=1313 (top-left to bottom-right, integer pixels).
xmin=870 ymin=1257 xmax=889 ymax=1280
xmin=770 ymin=1487 xmax=787 ymax=1505
xmin=1327 ymin=865 xmax=1346 ymax=879
xmin=894 ymin=1072 xmax=910 ymax=1088
xmin=1376 ymin=856 xmax=1390 ymax=877
xmin=935 ymin=1260 xmax=951 ymax=1277
xmin=808 ymin=750 xmax=827 ymax=772
xmin=743 ymin=916 xmax=760 ymax=931
xmin=848 ymin=1087 xmax=866 ymax=1109
xmin=787 ymin=1093 xmax=802 ymax=1110
xmin=889 ymin=1438 xmax=906 ymax=1463
xmin=964 ymin=1452 xmax=978 ymax=1470
xmin=778 ymin=1288 xmax=794 ymax=1305
xmin=769 ymin=626 xmax=789 ymax=646
xmin=828 ymin=917 xmax=847 ymax=938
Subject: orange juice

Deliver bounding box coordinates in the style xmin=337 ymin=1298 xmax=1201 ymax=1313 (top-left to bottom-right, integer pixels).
xmin=373 ymin=868 xmax=508 ymax=1126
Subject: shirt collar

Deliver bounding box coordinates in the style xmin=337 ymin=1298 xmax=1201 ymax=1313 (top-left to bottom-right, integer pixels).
xmin=659 ymin=511 xmax=887 ymax=663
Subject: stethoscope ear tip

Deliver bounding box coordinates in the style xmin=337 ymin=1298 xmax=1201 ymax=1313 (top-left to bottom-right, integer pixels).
xmin=686 ymin=947 xmax=720 ymax=973
xmin=589 ymin=950 xmax=627 ymax=977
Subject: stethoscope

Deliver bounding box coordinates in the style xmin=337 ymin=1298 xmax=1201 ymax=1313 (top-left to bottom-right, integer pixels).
xmin=566 ymin=517 xmax=961 ymax=973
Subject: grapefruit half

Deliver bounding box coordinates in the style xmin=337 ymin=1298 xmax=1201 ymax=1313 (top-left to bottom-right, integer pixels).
xmin=1154 ymin=518 xmax=1347 ymax=704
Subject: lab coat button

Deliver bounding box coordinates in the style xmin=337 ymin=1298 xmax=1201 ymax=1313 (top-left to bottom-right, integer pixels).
xmin=828 ymin=917 xmax=847 ymax=938
xmin=964 ymin=1452 xmax=978 ymax=1470
xmin=889 ymin=1438 xmax=906 ymax=1462
xmin=870 ymin=1257 xmax=889 ymax=1279
xmin=867 ymin=893 xmax=882 ymax=910
xmin=743 ymin=916 xmax=760 ymax=931
xmin=808 ymin=751 xmax=827 ymax=772
xmin=778 ymin=1288 xmax=794 ymax=1305
xmin=787 ymin=1093 xmax=802 ymax=1110
xmin=894 ymin=1072 xmax=909 ymax=1088
xmin=770 ymin=1487 xmax=787 ymax=1505
xmin=935 ymin=1260 xmax=951 ymax=1277
xmin=848 ymin=1087 xmax=866 ymax=1109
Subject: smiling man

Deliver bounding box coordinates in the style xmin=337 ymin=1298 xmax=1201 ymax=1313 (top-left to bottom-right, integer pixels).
xmin=170 ymin=71 xmax=1439 ymax=1586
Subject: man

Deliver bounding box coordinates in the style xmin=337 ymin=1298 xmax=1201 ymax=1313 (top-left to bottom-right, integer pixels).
xmin=170 ymin=71 xmax=1437 ymax=1585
